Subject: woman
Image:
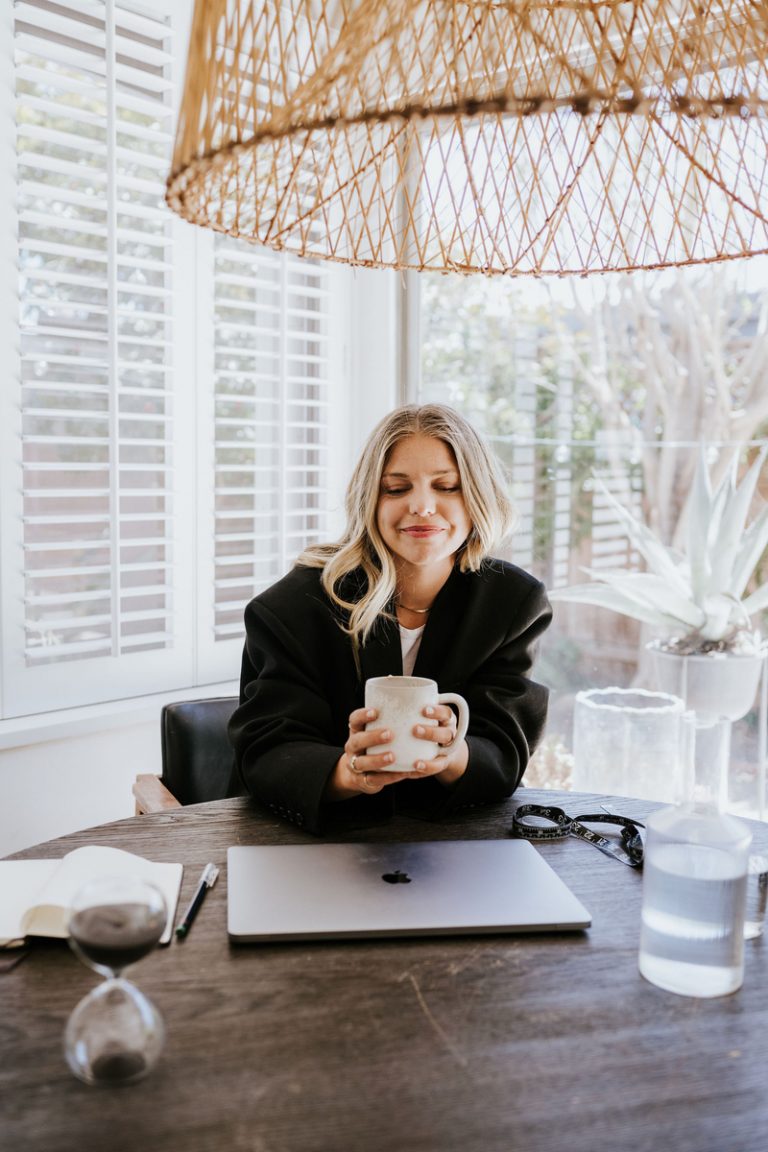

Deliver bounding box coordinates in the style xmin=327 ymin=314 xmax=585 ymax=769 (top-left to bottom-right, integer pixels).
xmin=229 ymin=404 xmax=551 ymax=833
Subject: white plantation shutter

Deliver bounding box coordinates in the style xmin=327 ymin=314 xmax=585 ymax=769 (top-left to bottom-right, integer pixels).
xmin=3 ymin=0 xmax=193 ymax=715
xmin=204 ymin=239 xmax=333 ymax=661
xmin=0 ymin=0 xmax=350 ymax=719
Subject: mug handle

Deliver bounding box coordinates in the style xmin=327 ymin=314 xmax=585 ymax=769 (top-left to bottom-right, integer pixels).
xmin=436 ymin=693 xmax=469 ymax=750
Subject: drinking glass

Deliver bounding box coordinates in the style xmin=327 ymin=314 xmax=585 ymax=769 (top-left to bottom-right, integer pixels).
xmin=572 ymin=687 xmax=685 ymax=802
xmin=63 ymin=876 xmax=167 ymax=1086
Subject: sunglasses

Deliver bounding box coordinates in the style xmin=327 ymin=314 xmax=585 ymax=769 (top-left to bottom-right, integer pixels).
xmin=511 ymin=804 xmax=645 ymax=868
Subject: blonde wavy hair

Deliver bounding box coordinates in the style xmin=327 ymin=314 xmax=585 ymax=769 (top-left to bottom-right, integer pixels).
xmin=297 ymin=404 xmax=516 ymax=649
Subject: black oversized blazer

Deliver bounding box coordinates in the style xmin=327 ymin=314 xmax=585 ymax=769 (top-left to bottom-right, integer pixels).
xmin=229 ymin=559 xmax=552 ymax=834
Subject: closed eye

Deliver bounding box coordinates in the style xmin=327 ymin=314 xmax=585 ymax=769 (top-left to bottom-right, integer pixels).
xmin=381 ymin=484 xmax=460 ymax=496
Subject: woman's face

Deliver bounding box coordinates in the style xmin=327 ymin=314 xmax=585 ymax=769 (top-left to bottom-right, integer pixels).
xmin=376 ymin=434 xmax=472 ymax=575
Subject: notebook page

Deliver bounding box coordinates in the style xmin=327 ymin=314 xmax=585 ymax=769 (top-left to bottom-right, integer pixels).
xmin=0 ymin=860 xmax=59 ymax=945
xmin=22 ymin=846 xmax=183 ymax=944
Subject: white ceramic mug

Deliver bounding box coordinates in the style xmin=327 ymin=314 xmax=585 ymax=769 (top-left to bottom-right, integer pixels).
xmin=364 ymin=676 xmax=470 ymax=771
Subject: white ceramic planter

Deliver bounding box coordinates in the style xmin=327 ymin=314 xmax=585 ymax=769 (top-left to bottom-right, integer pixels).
xmin=649 ymin=645 xmax=766 ymax=722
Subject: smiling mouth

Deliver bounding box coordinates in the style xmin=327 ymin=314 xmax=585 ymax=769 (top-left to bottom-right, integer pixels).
xmin=401 ymin=527 xmax=443 ymax=537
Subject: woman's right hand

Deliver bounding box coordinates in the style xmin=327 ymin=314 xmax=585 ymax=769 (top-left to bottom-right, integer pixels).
xmin=324 ymin=707 xmax=417 ymax=800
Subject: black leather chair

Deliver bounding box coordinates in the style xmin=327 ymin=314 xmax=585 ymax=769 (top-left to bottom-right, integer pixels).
xmin=133 ymin=696 xmax=241 ymax=814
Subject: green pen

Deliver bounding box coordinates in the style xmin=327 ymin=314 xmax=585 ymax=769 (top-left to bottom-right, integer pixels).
xmin=175 ymin=863 xmax=219 ymax=940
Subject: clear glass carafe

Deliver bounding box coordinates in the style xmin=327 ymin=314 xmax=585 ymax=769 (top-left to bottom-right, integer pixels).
xmin=639 ymin=713 xmax=752 ymax=998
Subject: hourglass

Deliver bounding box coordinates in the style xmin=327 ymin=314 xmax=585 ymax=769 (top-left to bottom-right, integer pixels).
xmin=63 ymin=876 xmax=167 ymax=1085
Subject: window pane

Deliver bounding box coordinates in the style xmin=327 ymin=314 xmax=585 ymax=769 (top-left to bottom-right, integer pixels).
xmin=418 ymin=268 xmax=768 ymax=799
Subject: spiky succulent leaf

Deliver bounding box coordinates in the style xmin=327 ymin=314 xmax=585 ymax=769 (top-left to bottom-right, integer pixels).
xmin=584 ymin=570 xmax=707 ymax=629
xmin=709 ymin=448 xmax=767 ymax=594
xmin=742 ymin=582 xmax=768 ymax=620
xmin=706 ymin=451 xmax=733 ymax=552
xmin=549 ymin=580 xmax=687 ymax=630
xmin=730 ymin=491 xmax=768 ymax=599
xmin=595 ymin=484 xmax=688 ymax=592
xmin=697 ymin=594 xmax=741 ymax=640
xmin=687 ymin=444 xmax=713 ymax=605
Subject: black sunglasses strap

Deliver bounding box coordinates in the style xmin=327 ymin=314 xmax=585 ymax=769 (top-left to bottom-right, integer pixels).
xmin=512 ymin=804 xmax=573 ymax=840
xmin=512 ymin=806 xmax=644 ymax=868
xmin=569 ymin=819 xmax=643 ymax=868
xmin=574 ymin=813 xmax=645 ymax=832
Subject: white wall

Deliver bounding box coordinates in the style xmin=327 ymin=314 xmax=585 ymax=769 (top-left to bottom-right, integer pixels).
xmin=0 ymin=679 xmax=240 ymax=856
xmin=0 ymin=719 xmax=158 ymax=857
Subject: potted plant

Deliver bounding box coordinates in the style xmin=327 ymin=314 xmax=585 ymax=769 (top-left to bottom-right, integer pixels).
xmin=550 ymin=446 xmax=768 ymax=720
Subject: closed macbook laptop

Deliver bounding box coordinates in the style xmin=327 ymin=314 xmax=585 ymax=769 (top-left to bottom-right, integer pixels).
xmin=227 ymin=839 xmax=591 ymax=941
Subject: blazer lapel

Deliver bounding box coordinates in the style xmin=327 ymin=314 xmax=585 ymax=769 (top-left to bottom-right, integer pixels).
xmin=359 ymin=611 xmax=402 ymax=682
xmin=336 ymin=570 xmax=401 ymax=686
xmin=413 ymin=565 xmax=466 ymax=682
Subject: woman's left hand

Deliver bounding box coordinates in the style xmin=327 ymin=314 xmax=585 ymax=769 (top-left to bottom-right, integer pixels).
xmin=412 ymin=704 xmax=469 ymax=786
xmin=326 ymin=702 xmax=468 ymax=800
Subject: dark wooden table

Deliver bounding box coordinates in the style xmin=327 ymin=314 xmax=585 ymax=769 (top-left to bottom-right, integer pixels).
xmin=2 ymin=790 xmax=767 ymax=1152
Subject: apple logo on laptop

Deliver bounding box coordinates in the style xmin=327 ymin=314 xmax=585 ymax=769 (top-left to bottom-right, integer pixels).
xmin=381 ymin=869 xmax=412 ymax=884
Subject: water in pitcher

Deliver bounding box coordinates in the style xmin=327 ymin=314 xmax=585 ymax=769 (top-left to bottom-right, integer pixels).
xmin=639 ymin=841 xmax=748 ymax=997
xmin=638 ymin=713 xmax=752 ymax=998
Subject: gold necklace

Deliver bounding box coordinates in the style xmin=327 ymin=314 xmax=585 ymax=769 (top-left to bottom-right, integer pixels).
xmin=397 ymin=601 xmax=432 ymax=614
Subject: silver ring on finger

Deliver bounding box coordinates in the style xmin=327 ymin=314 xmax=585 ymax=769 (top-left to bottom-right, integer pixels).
xmin=349 ymin=754 xmax=357 ymax=773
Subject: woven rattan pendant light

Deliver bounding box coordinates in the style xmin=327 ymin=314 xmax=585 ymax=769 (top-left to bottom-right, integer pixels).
xmin=166 ymin=0 xmax=768 ymax=276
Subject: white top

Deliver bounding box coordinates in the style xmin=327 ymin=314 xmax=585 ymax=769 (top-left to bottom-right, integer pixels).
xmin=399 ymin=623 xmax=426 ymax=676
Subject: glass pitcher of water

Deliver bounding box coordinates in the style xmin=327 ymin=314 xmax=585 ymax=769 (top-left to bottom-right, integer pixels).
xmin=638 ymin=712 xmax=752 ymax=998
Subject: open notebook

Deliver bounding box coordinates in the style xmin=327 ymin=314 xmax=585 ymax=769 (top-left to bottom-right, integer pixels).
xmin=228 ymin=838 xmax=591 ymax=941
xmin=0 ymin=845 xmax=183 ymax=948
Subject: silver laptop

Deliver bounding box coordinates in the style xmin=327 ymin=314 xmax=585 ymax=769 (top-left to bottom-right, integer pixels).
xmin=227 ymin=839 xmax=591 ymax=941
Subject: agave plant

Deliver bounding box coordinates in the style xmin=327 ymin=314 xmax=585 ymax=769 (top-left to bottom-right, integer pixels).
xmin=550 ymin=446 xmax=768 ymax=654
